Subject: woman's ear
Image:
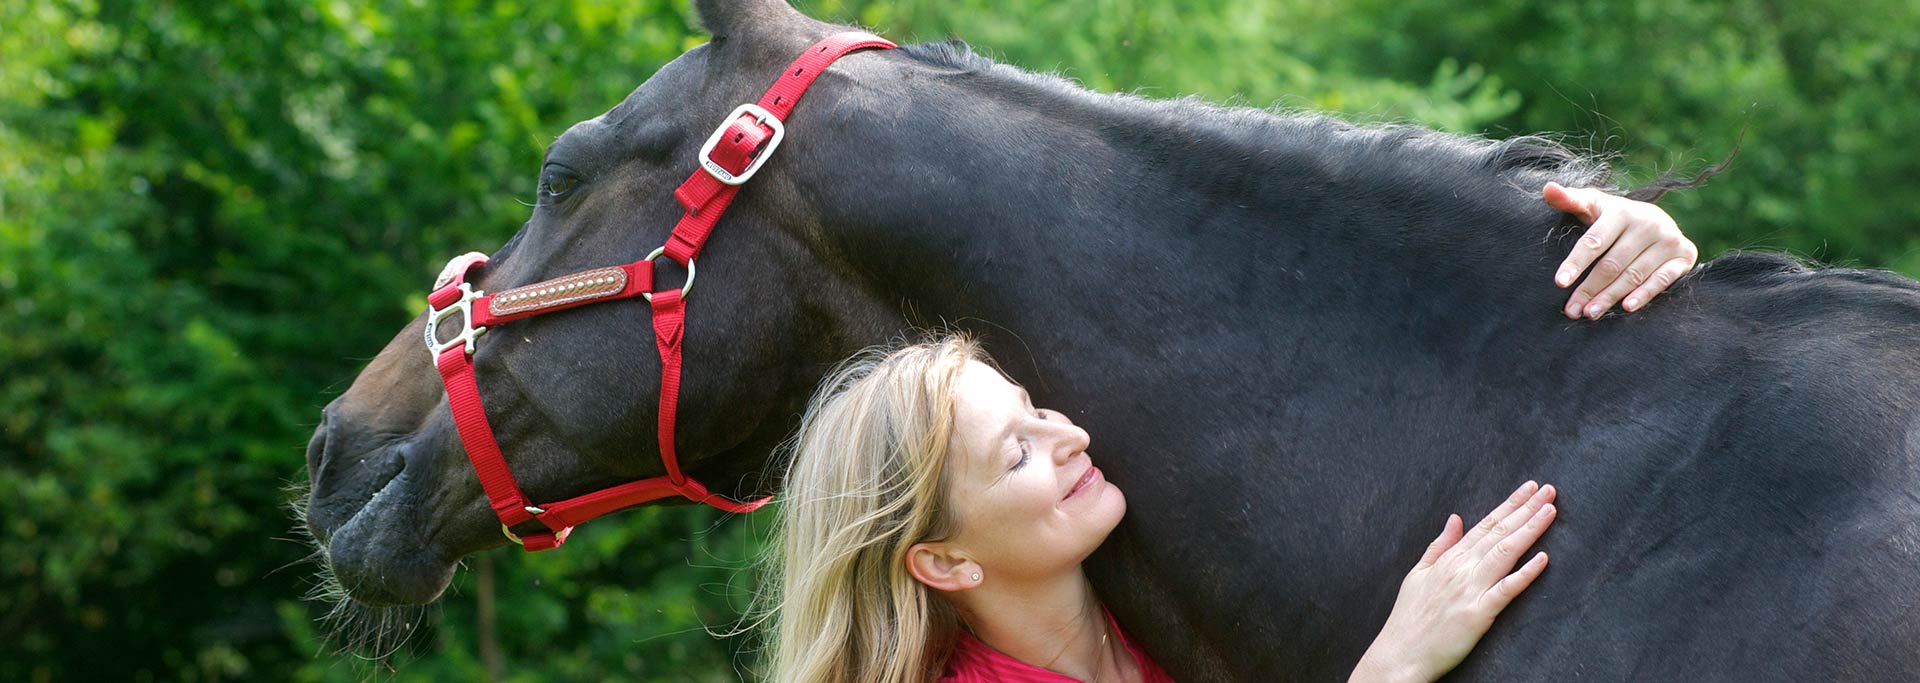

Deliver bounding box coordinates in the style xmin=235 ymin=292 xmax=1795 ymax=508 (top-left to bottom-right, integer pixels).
xmin=907 ymin=541 xmax=981 ymax=593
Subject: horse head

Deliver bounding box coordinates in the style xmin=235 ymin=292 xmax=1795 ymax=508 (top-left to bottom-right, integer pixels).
xmin=300 ymin=0 xmax=911 ymax=613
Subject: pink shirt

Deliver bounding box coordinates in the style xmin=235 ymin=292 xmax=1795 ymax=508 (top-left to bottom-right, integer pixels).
xmin=938 ymin=610 xmax=1176 ymax=683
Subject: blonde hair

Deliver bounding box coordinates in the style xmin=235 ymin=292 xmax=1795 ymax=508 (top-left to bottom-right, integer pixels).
xmin=758 ymin=335 xmax=984 ymax=683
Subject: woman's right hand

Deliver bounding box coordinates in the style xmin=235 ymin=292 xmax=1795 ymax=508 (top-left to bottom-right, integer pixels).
xmin=1348 ymin=481 xmax=1558 ymax=683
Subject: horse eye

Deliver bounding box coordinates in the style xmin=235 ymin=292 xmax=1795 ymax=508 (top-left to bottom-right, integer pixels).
xmin=540 ymin=167 xmax=581 ymax=198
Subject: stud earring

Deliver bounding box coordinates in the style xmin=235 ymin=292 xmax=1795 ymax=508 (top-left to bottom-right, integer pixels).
xmin=970 ymin=573 xmax=981 ymax=582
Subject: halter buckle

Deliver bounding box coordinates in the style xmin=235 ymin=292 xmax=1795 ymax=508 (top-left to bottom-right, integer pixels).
xmin=698 ymin=103 xmax=785 ymax=186
xmin=424 ymin=281 xmax=489 ymax=358
xmin=501 ymin=522 xmax=572 ymax=548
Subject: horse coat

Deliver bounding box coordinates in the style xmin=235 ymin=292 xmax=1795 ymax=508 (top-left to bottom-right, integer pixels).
xmin=300 ymin=2 xmax=1920 ymax=679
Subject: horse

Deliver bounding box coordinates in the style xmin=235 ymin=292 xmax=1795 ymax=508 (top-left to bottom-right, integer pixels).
xmin=298 ymin=0 xmax=1920 ymax=679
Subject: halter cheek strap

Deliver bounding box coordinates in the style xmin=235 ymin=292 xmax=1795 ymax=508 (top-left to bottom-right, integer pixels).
xmin=425 ymin=32 xmax=897 ymax=551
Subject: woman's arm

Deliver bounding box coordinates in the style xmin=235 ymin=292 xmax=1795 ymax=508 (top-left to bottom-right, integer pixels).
xmin=1348 ymin=481 xmax=1558 ymax=683
xmin=1544 ymin=182 xmax=1699 ymax=319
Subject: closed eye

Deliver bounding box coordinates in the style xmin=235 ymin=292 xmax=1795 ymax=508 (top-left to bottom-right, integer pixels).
xmin=1006 ymin=389 xmax=1041 ymax=472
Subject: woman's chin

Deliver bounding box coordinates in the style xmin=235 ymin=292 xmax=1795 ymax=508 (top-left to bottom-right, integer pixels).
xmin=1086 ymin=482 xmax=1127 ymax=540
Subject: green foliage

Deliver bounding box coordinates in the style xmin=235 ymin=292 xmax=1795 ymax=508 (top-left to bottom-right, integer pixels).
xmin=1 ymin=0 xmax=755 ymax=680
xmin=1285 ymin=0 xmax=1920 ymax=271
xmin=2 ymin=0 xmax=1913 ymax=680
xmin=811 ymin=0 xmax=1524 ymax=132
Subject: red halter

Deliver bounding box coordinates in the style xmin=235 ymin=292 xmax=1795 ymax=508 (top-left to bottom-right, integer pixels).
xmin=425 ymin=32 xmax=897 ymax=551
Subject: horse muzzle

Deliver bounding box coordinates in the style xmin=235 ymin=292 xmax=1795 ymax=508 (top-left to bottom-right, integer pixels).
xmin=303 ymin=414 xmax=458 ymax=606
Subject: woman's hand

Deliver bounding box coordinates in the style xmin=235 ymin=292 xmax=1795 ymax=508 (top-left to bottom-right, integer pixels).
xmin=1544 ymin=182 xmax=1698 ymax=319
xmin=1348 ymin=481 xmax=1558 ymax=683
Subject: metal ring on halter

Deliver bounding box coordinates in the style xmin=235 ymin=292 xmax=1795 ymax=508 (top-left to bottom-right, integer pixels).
xmin=640 ymin=246 xmax=696 ymax=302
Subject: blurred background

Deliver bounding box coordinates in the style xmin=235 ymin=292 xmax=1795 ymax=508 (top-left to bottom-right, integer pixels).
xmin=3 ymin=0 xmax=1915 ymax=680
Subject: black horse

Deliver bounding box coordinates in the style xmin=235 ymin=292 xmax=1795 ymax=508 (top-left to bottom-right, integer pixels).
xmin=300 ymin=1 xmax=1920 ymax=679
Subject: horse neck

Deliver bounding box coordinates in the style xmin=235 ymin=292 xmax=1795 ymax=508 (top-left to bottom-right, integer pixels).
xmin=790 ymin=72 xmax=1585 ymax=332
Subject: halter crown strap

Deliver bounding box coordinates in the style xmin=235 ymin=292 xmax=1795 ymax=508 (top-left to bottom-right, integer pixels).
xmin=426 ymin=32 xmax=896 ymax=551
xmin=667 ymin=32 xmax=895 ymax=262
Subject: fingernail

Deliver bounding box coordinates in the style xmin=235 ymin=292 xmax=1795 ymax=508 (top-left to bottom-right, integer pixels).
xmin=1585 ymin=303 xmax=1603 ymax=318
xmin=1565 ymin=303 xmax=1581 ymax=319
xmin=1556 ymin=270 xmax=1572 ymax=286
xmin=1625 ymin=296 xmax=1642 ymax=310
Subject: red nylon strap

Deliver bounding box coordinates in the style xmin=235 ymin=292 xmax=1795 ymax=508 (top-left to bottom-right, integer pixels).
xmin=666 ymin=31 xmax=898 ymax=264
xmin=427 ymin=33 xmax=889 ymax=551
xmin=431 ymin=258 xmax=764 ymax=551
xmin=429 ymin=251 xmax=489 ymax=307
xmin=650 ymin=290 xmax=690 ymax=485
xmin=636 ymin=289 xmax=768 ymax=517
xmin=437 ymin=345 xmax=537 ymax=528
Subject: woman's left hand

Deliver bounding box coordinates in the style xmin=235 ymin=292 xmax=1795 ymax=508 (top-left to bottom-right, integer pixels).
xmin=1349 ymin=481 xmax=1558 ymax=683
xmin=1543 ymin=182 xmax=1699 ymax=319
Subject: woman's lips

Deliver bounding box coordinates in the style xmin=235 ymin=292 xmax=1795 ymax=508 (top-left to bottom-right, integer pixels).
xmin=1066 ymin=466 xmax=1101 ymax=499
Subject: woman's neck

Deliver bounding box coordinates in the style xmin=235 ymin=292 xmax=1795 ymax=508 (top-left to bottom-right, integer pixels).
xmin=957 ymin=568 xmax=1138 ymax=682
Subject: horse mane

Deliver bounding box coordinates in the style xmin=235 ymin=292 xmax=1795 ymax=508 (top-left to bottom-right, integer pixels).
xmin=894 ymin=39 xmax=1720 ymax=209
xmin=1693 ymin=250 xmax=1920 ymax=290
xmin=890 ymin=38 xmax=1911 ymax=296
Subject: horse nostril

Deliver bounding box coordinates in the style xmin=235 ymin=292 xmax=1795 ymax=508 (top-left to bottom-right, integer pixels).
xmin=306 ymin=413 xmax=334 ymax=485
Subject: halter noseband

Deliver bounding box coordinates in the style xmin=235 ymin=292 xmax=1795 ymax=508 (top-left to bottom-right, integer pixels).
xmin=425 ymin=32 xmax=896 ymax=551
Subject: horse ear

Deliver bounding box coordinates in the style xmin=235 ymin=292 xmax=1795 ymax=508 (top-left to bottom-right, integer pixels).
xmin=692 ymin=0 xmax=803 ymax=39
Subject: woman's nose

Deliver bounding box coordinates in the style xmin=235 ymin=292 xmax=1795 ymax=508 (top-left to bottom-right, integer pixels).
xmin=1038 ymin=409 xmax=1091 ymax=462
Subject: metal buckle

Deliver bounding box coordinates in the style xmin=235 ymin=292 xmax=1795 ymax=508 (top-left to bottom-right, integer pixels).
xmin=640 ymin=246 xmax=697 ymax=302
xmin=501 ymin=504 xmax=569 ymax=547
xmin=697 ymin=103 xmax=785 ymax=186
xmin=424 ymin=282 xmax=488 ymax=358
xmin=501 ymin=523 xmax=572 ymax=546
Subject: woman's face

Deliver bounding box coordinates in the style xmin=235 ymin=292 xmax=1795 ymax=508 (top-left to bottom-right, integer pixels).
xmin=940 ymin=360 xmax=1126 ymax=582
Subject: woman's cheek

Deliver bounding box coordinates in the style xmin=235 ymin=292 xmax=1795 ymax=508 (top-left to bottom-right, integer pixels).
xmin=1013 ymin=471 xmax=1060 ymax=511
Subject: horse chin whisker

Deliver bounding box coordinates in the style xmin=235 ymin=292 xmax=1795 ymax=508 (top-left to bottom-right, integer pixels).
xmin=307 ymin=570 xmax=434 ymax=676
xmin=286 ymin=478 xmax=436 ymax=677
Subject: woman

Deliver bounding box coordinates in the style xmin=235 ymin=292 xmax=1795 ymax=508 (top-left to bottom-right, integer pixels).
xmin=764 ymin=186 xmax=1692 ymax=683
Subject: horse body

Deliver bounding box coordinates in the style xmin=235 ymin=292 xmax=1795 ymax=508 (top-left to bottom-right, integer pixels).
xmin=301 ymin=2 xmax=1920 ymax=679
xmin=788 ymin=55 xmax=1920 ymax=677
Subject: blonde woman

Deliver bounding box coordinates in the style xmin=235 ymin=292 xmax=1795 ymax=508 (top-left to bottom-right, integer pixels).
xmin=770 ymin=336 xmax=1559 ymax=683
xmin=766 ymin=189 xmax=1691 ymax=682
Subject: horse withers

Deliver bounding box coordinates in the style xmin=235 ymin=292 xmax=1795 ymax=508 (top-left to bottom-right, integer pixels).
xmin=299 ymin=0 xmax=1920 ymax=679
